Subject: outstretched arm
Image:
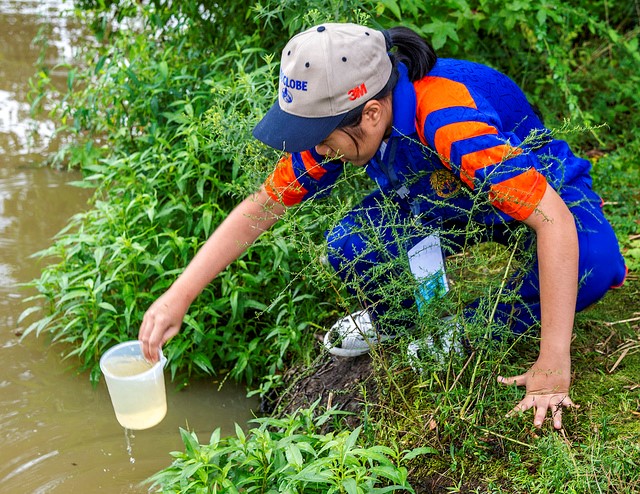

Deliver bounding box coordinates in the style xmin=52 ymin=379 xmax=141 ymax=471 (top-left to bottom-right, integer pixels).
xmin=138 ymin=187 xmax=286 ymax=362
xmin=498 ymin=184 xmax=579 ymax=429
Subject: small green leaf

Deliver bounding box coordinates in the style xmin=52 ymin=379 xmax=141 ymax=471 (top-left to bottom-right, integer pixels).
xmin=98 ymin=302 xmax=117 ymax=313
xmin=67 ymin=68 xmax=76 ymax=91
xmin=402 ymin=446 xmax=438 ymax=460
xmin=158 ymin=60 xmax=169 ymax=79
xmin=235 ymin=423 xmax=246 ymax=443
xmin=343 ymin=478 xmax=358 ymax=494
xmin=378 ymin=0 xmax=402 ymax=20
xmin=285 ymin=443 xmax=304 ymax=468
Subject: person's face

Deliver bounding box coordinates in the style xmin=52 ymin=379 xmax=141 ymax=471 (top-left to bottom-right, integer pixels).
xmin=314 ymin=98 xmax=392 ymax=167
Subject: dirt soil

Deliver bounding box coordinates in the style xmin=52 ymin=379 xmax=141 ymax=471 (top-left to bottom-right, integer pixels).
xmin=276 ymin=352 xmax=376 ymax=430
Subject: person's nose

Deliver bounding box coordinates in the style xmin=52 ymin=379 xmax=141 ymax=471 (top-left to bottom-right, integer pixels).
xmin=315 ymin=143 xmax=331 ymax=156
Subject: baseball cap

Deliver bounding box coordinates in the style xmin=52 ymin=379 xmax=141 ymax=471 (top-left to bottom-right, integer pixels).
xmin=252 ymin=23 xmax=393 ymax=153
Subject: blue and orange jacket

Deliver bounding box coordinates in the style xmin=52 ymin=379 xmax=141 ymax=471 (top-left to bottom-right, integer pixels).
xmin=263 ymin=59 xmax=592 ymax=224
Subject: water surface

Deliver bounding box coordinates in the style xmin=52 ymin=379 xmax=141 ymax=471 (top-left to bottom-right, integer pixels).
xmin=0 ymin=2 xmax=257 ymax=492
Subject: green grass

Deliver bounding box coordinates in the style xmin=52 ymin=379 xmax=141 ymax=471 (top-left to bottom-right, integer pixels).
xmin=384 ymin=280 xmax=640 ymax=493
xmin=356 ymin=148 xmax=640 ymax=492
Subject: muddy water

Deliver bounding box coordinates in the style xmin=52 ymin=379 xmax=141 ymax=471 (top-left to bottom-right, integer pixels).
xmin=0 ymin=1 xmax=257 ymax=492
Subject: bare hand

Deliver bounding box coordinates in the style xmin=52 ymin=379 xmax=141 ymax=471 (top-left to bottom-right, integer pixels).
xmin=138 ymin=291 xmax=189 ymax=362
xmin=498 ymin=359 xmax=578 ymax=429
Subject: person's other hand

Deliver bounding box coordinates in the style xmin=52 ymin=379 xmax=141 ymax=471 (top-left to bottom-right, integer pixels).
xmin=138 ymin=291 xmax=188 ymax=363
xmin=498 ymin=358 xmax=578 ymax=429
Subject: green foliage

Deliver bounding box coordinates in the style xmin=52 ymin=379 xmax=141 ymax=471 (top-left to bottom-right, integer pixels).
xmin=21 ymin=1 xmax=335 ymax=385
xmin=590 ymin=143 xmax=640 ymax=271
xmin=147 ymin=402 xmax=430 ymax=493
xmin=371 ymin=0 xmax=640 ymax=149
xmin=23 ymin=0 xmax=638 ymax=384
xmin=360 ymin=289 xmax=640 ymax=492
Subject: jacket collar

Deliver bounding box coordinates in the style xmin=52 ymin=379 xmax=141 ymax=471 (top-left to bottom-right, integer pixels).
xmin=389 ymin=62 xmax=417 ymax=138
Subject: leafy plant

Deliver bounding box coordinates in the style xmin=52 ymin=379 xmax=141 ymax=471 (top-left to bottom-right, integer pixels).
xmin=20 ymin=1 xmax=338 ymax=385
xmin=146 ymin=402 xmax=433 ymax=493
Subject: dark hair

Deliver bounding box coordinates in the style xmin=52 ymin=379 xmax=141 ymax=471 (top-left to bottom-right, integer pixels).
xmin=387 ymin=26 xmax=437 ymax=82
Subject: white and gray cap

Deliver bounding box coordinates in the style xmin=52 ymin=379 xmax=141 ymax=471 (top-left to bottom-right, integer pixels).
xmin=253 ymin=23 xmax=393 ymax=153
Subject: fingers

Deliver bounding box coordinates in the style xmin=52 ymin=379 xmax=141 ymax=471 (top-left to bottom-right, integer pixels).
xmin=550 ymin=394 xmax=578 ymax=430
xmin=138 ymin=313 xmax=159 ymax=363
xmin=508 ymin=394 xmax=536 ymax=416
xmin=508 ymin=393 xmax=578 ymax=429
xmin=498 ymin=374 xmax=527 ymax=387
xmin=139 ymin=310 xmax=169 ymax=363
xmin=551 ymin=401 xmax=563 ymax=429
xmin=533 ymin=400 xmax=548 ymax=428
xmin=139 ymin=308 xmax=183 ymax=363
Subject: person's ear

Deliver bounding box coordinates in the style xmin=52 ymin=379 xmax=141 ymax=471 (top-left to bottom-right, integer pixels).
xmin=362 ymin=99 xmax=384 ymax=127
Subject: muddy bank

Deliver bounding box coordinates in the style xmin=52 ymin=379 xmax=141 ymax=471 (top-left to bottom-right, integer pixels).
xmin=274 ymin=352 xmax=377 ymax=429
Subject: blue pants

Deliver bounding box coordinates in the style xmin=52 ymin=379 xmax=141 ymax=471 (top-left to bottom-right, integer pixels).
xmin=325 ymin=179 xmax=627 ymax=335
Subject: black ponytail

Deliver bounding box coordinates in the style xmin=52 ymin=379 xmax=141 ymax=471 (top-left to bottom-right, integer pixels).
xmin=386 ymin=26 xmax=437 ymax=81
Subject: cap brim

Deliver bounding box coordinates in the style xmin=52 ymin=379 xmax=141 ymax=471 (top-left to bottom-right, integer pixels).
xmin=253 ymin=101 xmax=345 ymax=153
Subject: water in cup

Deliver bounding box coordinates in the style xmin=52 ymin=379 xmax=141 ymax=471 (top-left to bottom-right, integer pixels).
xmin=100 ymin=341 xmax=167 ymax=430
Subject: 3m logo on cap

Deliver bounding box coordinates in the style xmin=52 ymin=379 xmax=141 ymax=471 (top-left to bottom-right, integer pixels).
xmin=347 ymin=82 xmax=367 ymax=101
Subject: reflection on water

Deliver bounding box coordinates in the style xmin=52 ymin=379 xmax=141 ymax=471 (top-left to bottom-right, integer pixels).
xmin=0 ymin=88 xmax=56 ymax=159
xmin=0 ymin=1 xmax=258 ymax=492
xmin=0 ymin=0 xmax=70 ymax=164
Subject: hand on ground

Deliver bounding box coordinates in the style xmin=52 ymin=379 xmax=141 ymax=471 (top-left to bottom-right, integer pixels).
xmin=498 ymin=361 xmax=578 ymax=429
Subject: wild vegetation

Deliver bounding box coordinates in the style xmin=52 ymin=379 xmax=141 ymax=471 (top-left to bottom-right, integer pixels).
xmin=24 ymin=0 xmax=639 ymax=492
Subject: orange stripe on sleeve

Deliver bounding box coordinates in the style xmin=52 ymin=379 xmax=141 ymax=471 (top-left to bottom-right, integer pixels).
xmin=488 ymin=168 xmax=547 ymax=220
xmin=300 ymin=150 xmax=328 ymax=180
xmin=264 ymin=155 xmax=308 ymax=207
xmin=434 ymin=121 xmax=498 ymax=167
xmin=459 ymin=144 xmax=522 ymax=188
xmin=414 ymin=76 xmax=477 ymax=116
xmin=414 ymin=76 xmax=478 ymax=143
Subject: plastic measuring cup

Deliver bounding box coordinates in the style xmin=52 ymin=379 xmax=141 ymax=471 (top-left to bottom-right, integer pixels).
xmin=100 ymin=341 xmax=167 ymax=430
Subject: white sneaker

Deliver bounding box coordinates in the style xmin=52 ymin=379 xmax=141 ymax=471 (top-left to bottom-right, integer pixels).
xmin=323 ymin=310 xmax=391 ymax=357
